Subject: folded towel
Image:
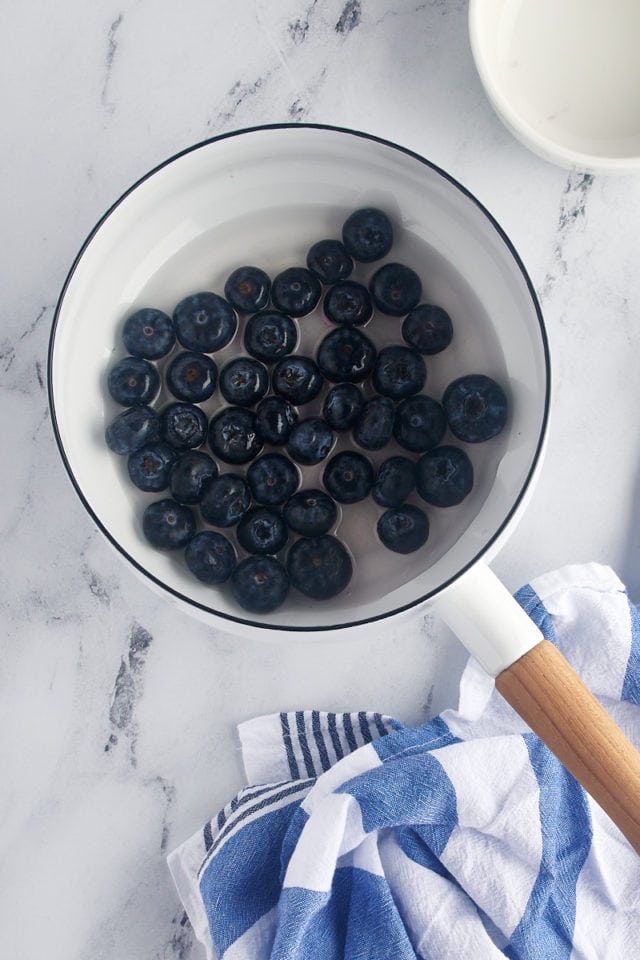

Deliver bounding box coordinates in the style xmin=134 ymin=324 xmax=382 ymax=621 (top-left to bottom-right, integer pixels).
xmin=168 ymin=563 xmax=640 ymax=959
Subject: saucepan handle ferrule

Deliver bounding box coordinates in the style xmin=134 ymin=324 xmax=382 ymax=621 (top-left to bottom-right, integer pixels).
xmin=434 ymin=561 xmax=542 ymax=677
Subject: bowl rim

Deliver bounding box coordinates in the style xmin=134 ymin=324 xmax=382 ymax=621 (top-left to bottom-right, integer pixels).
xmin=468 ymin=0 xmax=640 ymax=175
xmin=47 ymin=121 xmax=551 ymax=634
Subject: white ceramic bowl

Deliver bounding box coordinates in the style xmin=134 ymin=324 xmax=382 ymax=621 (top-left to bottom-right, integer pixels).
xmin=469 ymin=0 xmax=640 ymax=174
xmin=48 ymin=124 xmax=550 ymax=636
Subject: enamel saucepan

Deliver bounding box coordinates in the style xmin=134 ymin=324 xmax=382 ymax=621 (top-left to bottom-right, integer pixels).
xmin=48 ymin=124 xmax=640 ymax=851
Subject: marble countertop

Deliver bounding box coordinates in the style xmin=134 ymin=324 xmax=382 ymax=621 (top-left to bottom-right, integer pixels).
xmin=4 ymin=1 xmax=640 ymax=957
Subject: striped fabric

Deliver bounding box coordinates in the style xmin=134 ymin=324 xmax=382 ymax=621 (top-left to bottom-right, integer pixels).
xmin=168 ymin=563 xmax=640 ymax=959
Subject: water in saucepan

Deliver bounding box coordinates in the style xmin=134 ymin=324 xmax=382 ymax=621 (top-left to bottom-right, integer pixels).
xmin=112 ymin=203 xmax=510 ymax=615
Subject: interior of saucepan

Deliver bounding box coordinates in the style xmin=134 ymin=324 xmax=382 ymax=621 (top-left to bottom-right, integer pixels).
xmin=50 ymin=124 xmax=549 ymax=631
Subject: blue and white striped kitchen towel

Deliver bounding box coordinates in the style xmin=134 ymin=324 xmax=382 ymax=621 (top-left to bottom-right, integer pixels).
xmin=168 ymin=563 xmax=640 ymax=959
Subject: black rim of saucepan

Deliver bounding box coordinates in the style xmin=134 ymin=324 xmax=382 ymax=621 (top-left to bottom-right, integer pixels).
xmin=47 ymin=121 xmax=551 ymax=634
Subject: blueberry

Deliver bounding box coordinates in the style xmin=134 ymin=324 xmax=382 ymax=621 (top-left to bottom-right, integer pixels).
xmin=322 ymin=383 xmax=365 ymax=431
xmin=209 ymin=407 xmax=262 ymax=464
xmin=377 ymin=504 xmax=429 ymax=554
xmin=142 ymin=498 xmax=196 ymax=550
xmin=224 ymin=266 xmax=271 ymax=314
xmin=173 ymin=292 xmax=237 ymax=352
xmin=271 ymin=355 xmax=324 ymax=405
xmin=185 ymin=531 xmax=236 ymax=585
xmin=271 ymin=267 xmax=321 ymax=317
xmin=442 ymin=374 xmax=508 ymax=443
xmin=316 ymin=327 xmax=377 ymax=383
xmin=286 ymin=417 xmax=334 ymax=466
xmin=219 ymin=357 xmax=269 ymax=407
xmin=246 ymin=453 xmax=299 ymax=506
xmin=230 ymin=555 xmax=290 ymax=613
xmin=283 ymin=489 xmax=338 ymax=537
xmin=372 ymin=456 xmax=417 ymax=508
xmin=237 ymin=506 xmax=288 ymax=556
xmin=169 ymin=450 xmax=218 ymax=504
xmin=108 ymin=356 xmax=160 ymax=407
xmin=369 ymin=263 xmax=422 ymax=316
xmin=166 ymin=351 xmax=217 ymax=403
xmin=393 ymin=395 xmax=446 ymax=453
xmin=287 ymin=535 xmax=352 ymax=600
xmin=127 ymin=442 xmax=178 ymax=492
xmin=402 ymin=304 xmax=453 ymax=355
xmin=416 ymin=445 xmax=474 ymax=507
xmin=352 ymin=395 xmax=395 ymax=451
xmin=244 ymin=310 xmax=298 ymax=364
xmin=323 ymin=280 xmax=373 ymax=327
xmin=306 ymin=239 xmax=353 ymax=284
xmin=255 ymin=396 xmax=298 ymax=446
xmin=372 ymin=345 xmax=426 ymax=399
xmin=342 ymin=208 xmax=393 ymax=263
xmin=200 ymin=473 xmax=251 ymax=527
xmin=122 ymin=308 xmax=175 ymax=359
xmin=160 ymin=402 xmax=208 ymax=450
xmin=323 ymin=451 xmax=373 ymax=503
xmin=105 ymin=405 xmax=160 ymax=455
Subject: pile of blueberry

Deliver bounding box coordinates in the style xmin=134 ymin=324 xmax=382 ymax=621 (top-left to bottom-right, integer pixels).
xmin=104 ymin=208 xmax=508 ymax=615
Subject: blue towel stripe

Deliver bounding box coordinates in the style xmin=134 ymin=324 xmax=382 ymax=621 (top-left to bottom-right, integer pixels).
xmin=201 ymin=802 xmax=305 ymax=957
xmin=203 ymin=820 xmax=214 ymax=852
xmin=358 ymin=710 xmax=373 ymax=743
xmin=342 ymin=712 xmax=358 ymax=752
xmin=235 ymin=781 xmax=296 ymax=810
xmin=622 ymin=596 xmax=640 ymax=705
xmin=312 ymin=710 xmax=332 ymax=772
xmin=373 ymin=713 xmax=459 ymax=762
xmin=199 ymin=779 xmax=315 ymax=875
xmin=505 ymin=734 xmax=592 ymax=959
xmin=396 ymin=825 xmax=458 ymax=882
xmin=514 ymin=583 xmax=558 ymax=644
xmin=352 ymin=749 xmax=459 ymax=849
xmin=327 ymin=711 xmax=344 ymax=762
xmin=280 ymin=712 xmax=300 ymax=779
xmin=296 ymin=711 xmax=317 ymax=778
xmin=373 ymin=712 xmax=388 ymax=737
xmin=508 ymin=586 xmax=592 ymax=957
xmin=271 ymin=868 xmax=418 ymax=960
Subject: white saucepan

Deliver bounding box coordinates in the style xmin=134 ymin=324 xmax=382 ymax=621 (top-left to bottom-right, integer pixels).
xmin=48 ymin=124 xmax=640 ymax=851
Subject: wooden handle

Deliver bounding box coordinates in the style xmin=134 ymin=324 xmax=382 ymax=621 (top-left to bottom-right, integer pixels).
xmin=496 ymin=639 xmax=640 ymax=854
